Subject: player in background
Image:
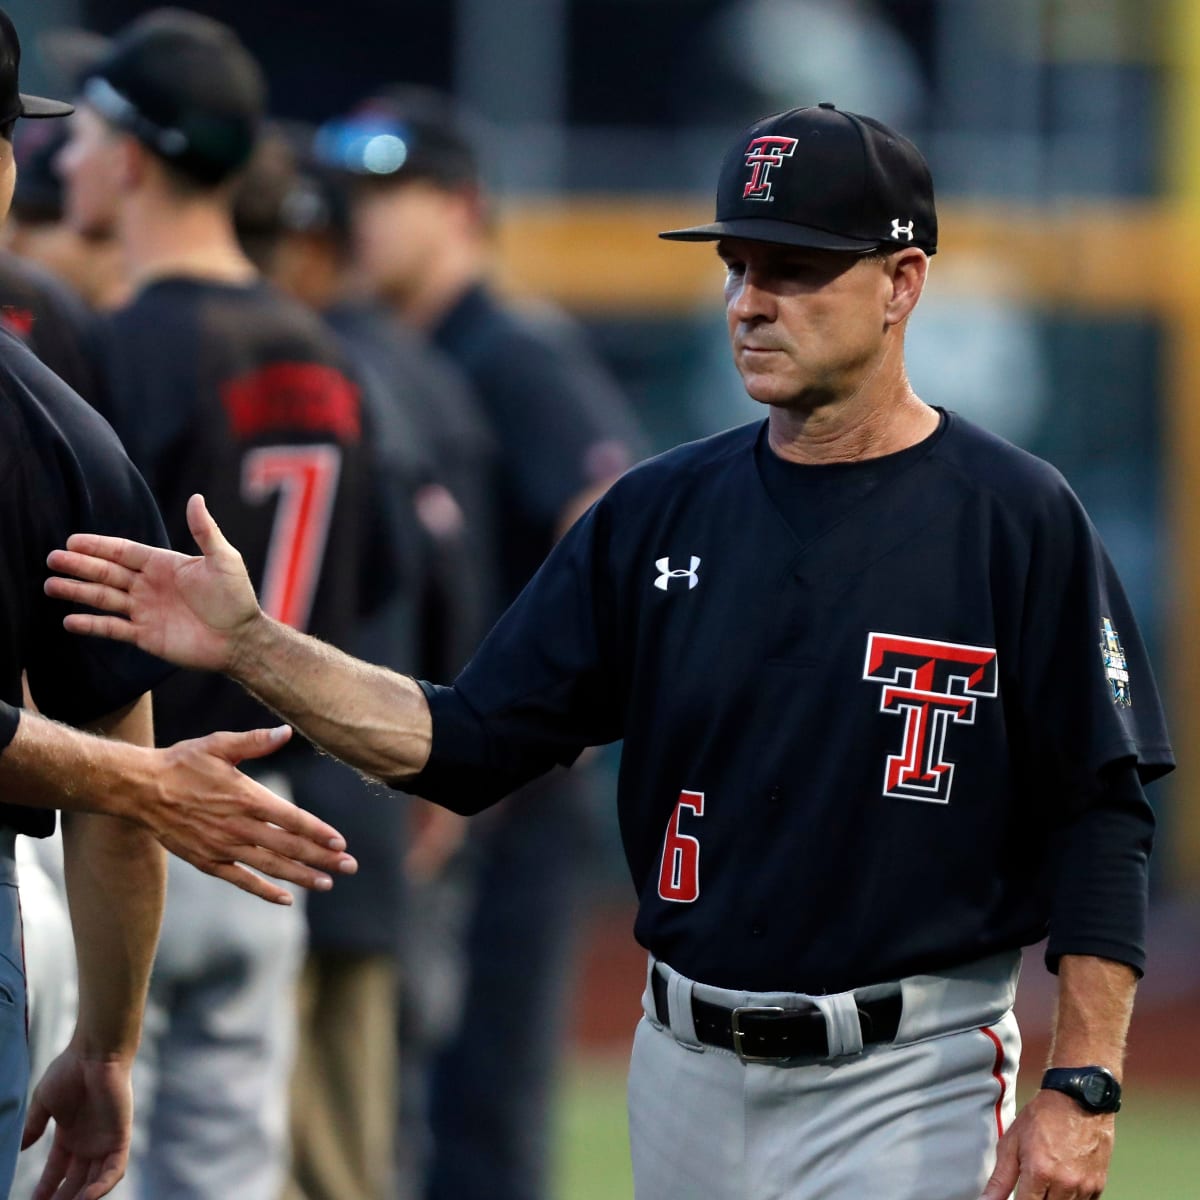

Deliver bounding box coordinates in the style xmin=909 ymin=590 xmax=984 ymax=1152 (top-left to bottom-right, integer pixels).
xmin=54 ymin=12 xmax=394 ymax=1199
xmin=233 ymin=127 xmax=492 ymax=1200
xmin=0 ymin=10 xmax=355 ymax=1200
xmin=6 ymin=123 xmax=127 ymax=314
xmin=316 ymin=88 xmax=644 ymax=1200
xmin=52 ymin=104 xmax=1170 ymax=1200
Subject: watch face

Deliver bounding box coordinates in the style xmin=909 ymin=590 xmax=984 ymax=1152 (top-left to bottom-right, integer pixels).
xmin=1082 ymin=1073 xmax=1112 ymax=1108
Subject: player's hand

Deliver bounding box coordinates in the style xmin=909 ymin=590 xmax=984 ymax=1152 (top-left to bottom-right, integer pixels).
xmin=981 ymin=1089 xmax=1115 ymax=1200
xmin=45 ymin=493 xmax=260 ymax=673
xmin=21 ymin=1042 xmax=134 ymax=1200
xmin=135 ymin=724 xmax=358 ymax=905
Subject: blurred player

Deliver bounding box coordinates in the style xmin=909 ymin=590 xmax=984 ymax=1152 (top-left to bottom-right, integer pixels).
xmin=0 ymin=10 xmax=354 ymax=1200
xmin=5 ymin=121 xmax=127 ymax=311
xmin=317 ymin=87 xmax=643 ymax=1200
xmin=234 ymin=128 xmax=487 ymax=1200
xmin=55 ymin=12 xmax=393 ymax=1199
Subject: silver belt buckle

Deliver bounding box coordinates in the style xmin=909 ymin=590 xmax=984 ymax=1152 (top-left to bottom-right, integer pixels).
xmin=731 ymin=1005 xmax=788 ymax=1064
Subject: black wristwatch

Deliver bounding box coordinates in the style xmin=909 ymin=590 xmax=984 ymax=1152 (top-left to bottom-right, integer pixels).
xmin=1040 ymin=1066 xmax=1122 ymax=1114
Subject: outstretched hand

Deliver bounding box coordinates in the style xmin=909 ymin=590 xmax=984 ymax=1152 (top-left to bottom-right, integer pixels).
xmin=145 ymin=724 xmax=357 ymax=905
xmin=21 ymin=1045 xmax=133 ymax=1200
xmin=46 ymin=494 xmax=259 ymax=673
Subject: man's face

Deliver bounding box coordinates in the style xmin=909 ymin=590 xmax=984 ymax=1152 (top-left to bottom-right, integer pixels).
xmin=56 ymin=105 xmax=124 ymax=239
xmin=719 ymin=237 xmax=897 ymax=409
xmin=350 ymin=177 xmax=463 ymax=302
xmin=0 ymin=131 xmax=16 ymax=225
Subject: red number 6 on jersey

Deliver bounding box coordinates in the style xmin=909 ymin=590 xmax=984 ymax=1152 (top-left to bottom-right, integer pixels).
xmin=657 ymin=790 xmax=705 ymax=903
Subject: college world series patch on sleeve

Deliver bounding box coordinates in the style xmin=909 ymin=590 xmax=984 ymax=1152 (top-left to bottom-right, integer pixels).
xmin=1101 ymin=617 xmax=1132 ymax=708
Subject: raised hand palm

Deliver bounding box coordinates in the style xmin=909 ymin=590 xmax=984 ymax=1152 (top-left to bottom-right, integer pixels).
xmin=133 ymin=541 xmax=258 ymax=670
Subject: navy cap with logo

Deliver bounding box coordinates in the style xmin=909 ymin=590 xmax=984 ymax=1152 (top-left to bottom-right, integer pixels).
xmin=78 ymin=8 xmax=264 ymax=185
xmin=0 ymin=7 xmax=73 ymax=128
xmin=313 ymin=87 xmax=480 ymax=189
xmin=660 ymin=102 xmax=937 ymax=255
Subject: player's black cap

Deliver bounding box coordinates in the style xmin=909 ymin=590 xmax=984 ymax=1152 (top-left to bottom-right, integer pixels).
xmin=77 ymin=8 xmax=264 ymax=185
xmin=660 ymin=102 xmax=937 ymax=255
xmin=234 ymin=123 xmax=352 ymax=260
xmin=313 ymin=87 xmax=479 ymax=188
xmin=0 ymin=8 xmax=74 ymax=127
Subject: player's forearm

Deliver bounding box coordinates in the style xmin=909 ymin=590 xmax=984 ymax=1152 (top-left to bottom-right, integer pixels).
xmin=229 ymin=612 xmax=433 ymax=784
xmin=1047 ymin=954 xmax=1138 ymax=1079
xmin=0 ymin=702 xmax=161 ymax=818
xmin=63 ymin=695 xmax=166 ymax=1059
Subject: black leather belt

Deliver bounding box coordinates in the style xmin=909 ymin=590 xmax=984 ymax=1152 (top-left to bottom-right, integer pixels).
xmin=651 ymin=969 xmax=902 ymax=1063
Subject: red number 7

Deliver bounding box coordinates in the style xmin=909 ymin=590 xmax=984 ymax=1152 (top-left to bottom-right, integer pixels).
xmin=241 ymin=444 xmax=342 ymax=631
xmin=657 ymin=790 xmax=705 ymax=903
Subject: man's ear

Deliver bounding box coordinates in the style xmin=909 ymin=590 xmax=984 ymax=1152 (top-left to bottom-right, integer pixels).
xmin=119 ymin=133 xmax=150 ymax=191
xmin=884 ymin=248 xmax=929 ymax=327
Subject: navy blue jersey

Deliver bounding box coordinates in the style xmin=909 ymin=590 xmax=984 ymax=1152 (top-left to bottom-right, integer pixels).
xmin=100 ymin=277 xmax=391 ymax=749
xmin=0 ymin=250 xmax=108 ymax=412
xmin=406 ymin=412 xmax=1172 ymax=993
xmin=0 ymin=327 xmax=173 ymax=835
xmin=431 ymin=284 xmax=641 ymax=607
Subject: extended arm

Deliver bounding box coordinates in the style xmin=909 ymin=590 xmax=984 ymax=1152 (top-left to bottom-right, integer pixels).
xmin=47 ymin=494 xmax=434 ymax=784
xmin=982 ymin=955 xmax=1134 ymax=1200
xmin=0 ymin=698 xmax=355 ymax=904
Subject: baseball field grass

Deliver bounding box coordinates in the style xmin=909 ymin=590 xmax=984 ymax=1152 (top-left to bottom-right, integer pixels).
xmin=554 ymin=1057 xmax=1200 ymax=1199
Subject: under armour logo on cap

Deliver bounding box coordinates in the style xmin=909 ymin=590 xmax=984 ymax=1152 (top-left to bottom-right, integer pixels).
xmin=660 ymin=102 xmax=937 ymax=255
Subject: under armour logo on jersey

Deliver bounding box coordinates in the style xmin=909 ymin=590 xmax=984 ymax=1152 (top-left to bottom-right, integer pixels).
xmin=655 ymin=556 xmax=701 ymax=591
xmin=862 ymin=633 xmax=998 ymax=804
xmin=743 ymin=136 xmax=799 ymax=201
xmin=890 ymin=218 xmax=915 ymax=242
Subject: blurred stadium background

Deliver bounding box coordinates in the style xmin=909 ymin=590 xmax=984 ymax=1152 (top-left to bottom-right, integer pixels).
xmin=12 ymin=0 xmax=1200 ymax=1194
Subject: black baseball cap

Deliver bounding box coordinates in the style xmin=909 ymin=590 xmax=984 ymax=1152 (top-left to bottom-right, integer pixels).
xmin=78 ymin=8 xmax=264 ymax=185
xmin=313 ymin=87 xmax=479 ymax=188
xmin=0 ymin=8 xmax=73 ymax=127
xmin=660 ymin=103 xmax=937 ymax=255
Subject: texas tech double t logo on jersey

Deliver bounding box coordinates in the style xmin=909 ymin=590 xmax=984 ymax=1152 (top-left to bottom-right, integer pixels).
xmin=862 ymin=633 xmax=999 ymax=804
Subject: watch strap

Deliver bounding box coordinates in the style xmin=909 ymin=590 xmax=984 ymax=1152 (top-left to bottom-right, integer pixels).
xmin=1041 ymin=1066 xmax=1122 ymax=1114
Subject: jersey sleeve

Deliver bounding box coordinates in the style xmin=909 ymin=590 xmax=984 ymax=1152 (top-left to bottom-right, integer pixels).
xmin=397 ymin=497 xmax=626 ymax=813
xmin=1044 ymin=761 xmax=1155 ymax=975
xmin=21 ymin=388 xmax=176 ymax=726
xmin=1013 ymin=481 xmax=1169 ymax=975
xmin=1016 ymin=483 xmax=1173 ymax=801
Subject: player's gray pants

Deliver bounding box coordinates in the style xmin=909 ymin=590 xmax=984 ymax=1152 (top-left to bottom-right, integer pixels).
xmin=629 ymin=952 xmax=1021 ymax=1200
xmin=10 ymin=833 xmax=76 ymax=1200
xmin=110 ymin=772 xmax=306 ymax=1200
xmin=0 ymin=830 xmax=28 ymax=1200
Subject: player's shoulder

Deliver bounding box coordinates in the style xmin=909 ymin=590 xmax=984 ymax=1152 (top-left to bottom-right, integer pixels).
xmin=0 ymin=327 xmax=124 ymax=465
xmin=602 ymin=421 xmax=759 ymax=510
xmin=934 ymin=409 xmax=1080 ymax=516
xmin=115 ymin=276 xmax=343 ymax=353
xmin=0 ymin=251 xmax=87 ymax=314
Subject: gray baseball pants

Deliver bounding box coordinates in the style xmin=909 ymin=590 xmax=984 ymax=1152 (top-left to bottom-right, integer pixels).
xmin=110 ymin=771 xmax=306 ymax=1200
xmin=628 ymin=952 xmax=1021 ymax=1200
xmin=0 ymin=831 xmax=26 ymax=1200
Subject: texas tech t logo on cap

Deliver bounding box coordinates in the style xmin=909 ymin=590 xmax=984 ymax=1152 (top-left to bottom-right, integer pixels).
xmin=862 ymin=633 xmax=999 ymax=803
xmin=743 ymin=135 xmax=799 ymax=201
